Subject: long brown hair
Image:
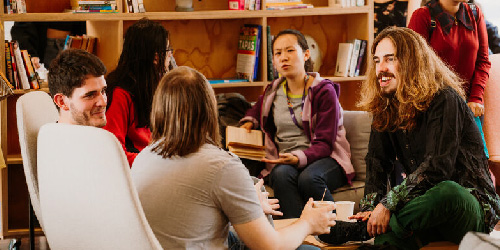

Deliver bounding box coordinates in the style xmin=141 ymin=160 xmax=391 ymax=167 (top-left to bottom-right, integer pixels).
xmin=358 ymin=27 xmax=465 ymax=131
xmin=150 ymin=66 xmax=221 ymax=157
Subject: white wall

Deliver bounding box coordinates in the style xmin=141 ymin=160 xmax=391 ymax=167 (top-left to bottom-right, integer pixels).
xmin=477 ymin=0 xmax=500 ymax=28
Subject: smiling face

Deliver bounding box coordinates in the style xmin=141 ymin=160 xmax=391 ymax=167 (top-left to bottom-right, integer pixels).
xmin=273 ymin=34 xmax=310 ymax=78
xmin=55 ymin=75 xmax=107 ymax=127
xmin=374 ymin=38 xmax=399 ymax=96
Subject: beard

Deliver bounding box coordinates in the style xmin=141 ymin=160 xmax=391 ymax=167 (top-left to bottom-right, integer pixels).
xmin=69 ymin=103 xmax=106 ymax=128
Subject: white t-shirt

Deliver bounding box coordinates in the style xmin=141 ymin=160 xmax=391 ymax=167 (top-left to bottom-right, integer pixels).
xmin=131 ymin=143 xmax=264 ymax=249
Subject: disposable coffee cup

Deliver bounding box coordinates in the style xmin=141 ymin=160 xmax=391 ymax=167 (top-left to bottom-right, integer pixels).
xmin=313 ymin=201 xmax=335 ymax=211
xmin=335 ymin=201 xmax=355 ymax=221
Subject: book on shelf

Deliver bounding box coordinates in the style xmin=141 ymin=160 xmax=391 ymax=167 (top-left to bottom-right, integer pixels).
xmin=70 ymin=0 xmax=119 ymax=13
xmin=347 ymin=39 xmax=361 ymax=77
xmin=4 ymin=42 xmax=14 ymax=86
xmin=266 ymin=26 xmax=275 ymax=82
xmin=21 ymin=50 xmax=40 ymax=89
xmin=265 ymin=0 xmax=313 ymax=9
xmin=12 ymin=41 xmax=30 ymax=89
xmin=81 ymin=36 xmax=89 ymax=50
xmin=4 ymin=0 xmax=12 ymax=14
xmin=137 ymin=0 xmax=146 ymax=12
xmin=15 ymin=0 xmax=26 ymax=13
xmin=236 ymin=24 xmax=262 ymax=82
xmin=354 ymin=40 xmax=367 ymax=77
xmin=228 ymin=0 xmax=260 ymax=11
xmin=131 ymin=0 xmax=139 ymax=13
xmin=64 ymin=35 xmax=97 ymax=54
xmin=228 ymin=0 xmax=245 ymax=10
xmin=266 ymin=4 xmax=313 ymax=10
xmin=334 ymin=42 xmax=353 ymax=77
xmin=338 ymin=0 xmax=364 ymax=7
xmin=208 ymin=79 xmax=249 ymax=84
xmin=124 ymin=0 xmax=134 ymax=13
xmin=10 ymin=0 xmax=18 ymax=14
xmin=226 ymin=126 xmax=266 ymax=161
xmin=7 ymin=42 xmax=20 ymax=89
xmin=70 ymin=36 xmax=83 ymax=49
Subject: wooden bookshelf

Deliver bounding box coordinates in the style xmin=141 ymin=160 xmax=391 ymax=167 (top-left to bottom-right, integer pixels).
xmin=0 ymin=0 xmax=373 ymax=238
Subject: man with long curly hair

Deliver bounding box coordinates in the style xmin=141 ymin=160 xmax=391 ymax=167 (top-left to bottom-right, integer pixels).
xmin=317 ymin=27 xmax=500 ymax=249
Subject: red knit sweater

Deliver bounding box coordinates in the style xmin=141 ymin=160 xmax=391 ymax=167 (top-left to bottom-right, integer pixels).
xmin=103 ymin=87 xmax=151 ymax=167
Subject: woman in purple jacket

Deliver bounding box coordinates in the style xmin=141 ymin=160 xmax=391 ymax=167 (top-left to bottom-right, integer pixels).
xmin=240 ymin=29 xmax=355 ymax=218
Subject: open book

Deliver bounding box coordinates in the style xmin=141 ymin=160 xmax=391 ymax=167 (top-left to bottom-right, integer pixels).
xmin=226 ymin=126 xmax=266 ymax=161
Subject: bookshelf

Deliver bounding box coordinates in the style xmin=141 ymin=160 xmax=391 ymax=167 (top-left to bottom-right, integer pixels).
xmin=0 ymin=0 xmax=373 ymax=238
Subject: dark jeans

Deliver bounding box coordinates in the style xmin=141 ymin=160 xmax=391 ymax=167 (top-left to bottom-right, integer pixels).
xmin=269 ymin=157 xmax=347 ymax=218
xmin=375 ymin=181 xmax=486 ymax=249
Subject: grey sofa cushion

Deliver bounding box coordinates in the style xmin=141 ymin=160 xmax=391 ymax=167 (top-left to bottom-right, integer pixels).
xmin=343 ymin=110 xmax=372 ymax=181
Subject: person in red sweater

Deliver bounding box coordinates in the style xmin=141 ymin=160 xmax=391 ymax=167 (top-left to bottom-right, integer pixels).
xmin=104 ymin=18 xmax=172 ymax=166
xmin=408 ymin=0 xmax=490 ymax=117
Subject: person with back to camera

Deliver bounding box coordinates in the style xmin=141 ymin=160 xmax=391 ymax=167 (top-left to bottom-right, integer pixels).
xmin=131 ymin=66 xmax=336 ymax=249
xmin=103 ymin=18 xmax=173 ymax=167
xmin=239 ymin=29 xmax=354 ymax=219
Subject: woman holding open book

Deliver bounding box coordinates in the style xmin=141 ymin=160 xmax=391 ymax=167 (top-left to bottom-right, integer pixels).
xmin=240 ymin=29 xmax=355 ymax=218
xmin=103 ymin=18 xmax=173 ymax=166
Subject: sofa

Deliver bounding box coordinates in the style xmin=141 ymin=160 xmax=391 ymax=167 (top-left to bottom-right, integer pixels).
xmin=266 ymin=110 xmax=372 ymax=213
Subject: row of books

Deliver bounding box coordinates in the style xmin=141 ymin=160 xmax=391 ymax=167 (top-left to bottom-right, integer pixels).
xmin=334 ymin=39 xmax=367 ymax=77
xmin=336 ymin=0 xmax=365 ymax=8
xmin=70 ymin=0 xmax=119 ymax=13
xmin=124 ymin=0 xmax=146 ymax=13
xmin=63 ymin=35 xmax=98 ymax=54
xmin=228 ymin=0 xmax=313 ymax=11
xmin=228 ymin=0 xmax=261 ymax=10
xmin=4 ymin=41 xmax=40 ymax=90
xmin=4 ymin=0 xmax=27 ymax=14
xmin=266 ymin=1 xmax=313 ymax=10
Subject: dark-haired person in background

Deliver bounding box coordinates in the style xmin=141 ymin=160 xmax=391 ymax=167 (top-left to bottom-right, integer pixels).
xmin=103 ymin=18 xmax=172 ymax=166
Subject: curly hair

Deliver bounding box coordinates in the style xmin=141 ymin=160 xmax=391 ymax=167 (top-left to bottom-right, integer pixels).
xmin=357 ymin=27 xmax=465 ymax=132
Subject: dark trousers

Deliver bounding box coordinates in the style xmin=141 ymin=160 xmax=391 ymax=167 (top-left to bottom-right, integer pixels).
xmin=375 ymin=181 xmax=486 ymax=250
xmin=269 ymin=157 xmax=347 ymax=218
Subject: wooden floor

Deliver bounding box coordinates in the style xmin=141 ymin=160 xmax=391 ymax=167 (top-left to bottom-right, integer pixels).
xmin=0 ymin=236 xmax=49 ymax=250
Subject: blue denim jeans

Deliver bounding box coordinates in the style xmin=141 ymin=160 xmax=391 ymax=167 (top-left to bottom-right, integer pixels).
xmin=269 ymin=157 xmax=347 ymax=218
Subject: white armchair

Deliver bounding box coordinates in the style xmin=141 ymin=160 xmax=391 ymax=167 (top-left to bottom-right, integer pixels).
xmin=37 ymin=123 xmax=162 ymax=250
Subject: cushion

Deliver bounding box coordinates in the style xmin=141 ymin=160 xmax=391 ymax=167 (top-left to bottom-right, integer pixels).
xmin=342 ymin=110 xmax=372 ymax=181
xmin=459 ymin=232 xmax=500 ymax=250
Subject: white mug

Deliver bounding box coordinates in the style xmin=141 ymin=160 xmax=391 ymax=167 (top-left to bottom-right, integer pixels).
xmin=335 ymin=201 xmax=355 ymax=221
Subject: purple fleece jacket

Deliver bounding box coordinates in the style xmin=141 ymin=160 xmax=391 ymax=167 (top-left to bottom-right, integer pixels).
xmin=240 ymin=73 xmax=355 ymax=184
